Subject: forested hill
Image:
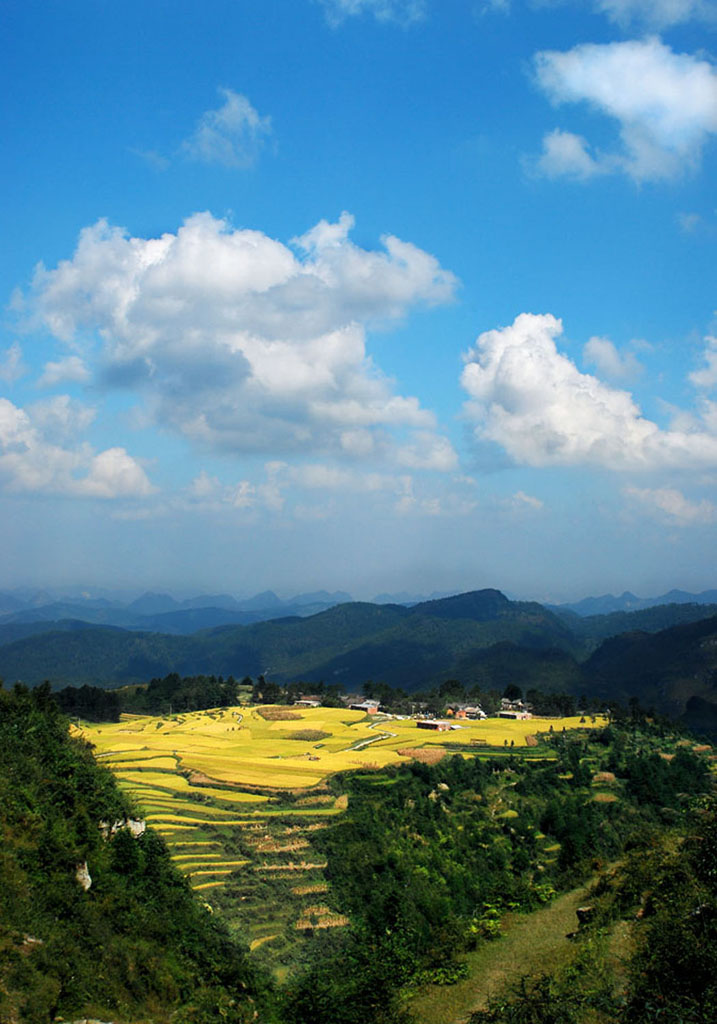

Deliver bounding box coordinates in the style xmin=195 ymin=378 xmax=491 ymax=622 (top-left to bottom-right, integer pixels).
xmin=0 ymin=590 xmax=575 ymax=691
xmin=3 ymin=591 xmax=717 ymax=724
xmin=585 ymin=613 xmax=717 ymax=718
xmin=0 ymin=684 xmax=270 ymax=1023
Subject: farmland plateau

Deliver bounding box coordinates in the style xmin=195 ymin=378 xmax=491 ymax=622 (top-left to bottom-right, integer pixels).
xmin=79 ymin=706 xmax=602 ymax=969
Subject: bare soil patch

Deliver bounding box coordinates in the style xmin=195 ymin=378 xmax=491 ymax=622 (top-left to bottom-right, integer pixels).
xmin=256 ymin=708 xmax=302 ymax=721
xmin=397 ymin=747 xmax=446 ymax=765
xmin=288 ymin=729 xmax=331 ymax=741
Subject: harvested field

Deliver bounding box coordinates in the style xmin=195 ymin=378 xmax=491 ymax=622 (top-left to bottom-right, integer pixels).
xmin=288 ymin=729 xmax=331 ymax=741
xmin=397 ymin=747 xmax=446 ymax=765
xmin=256 ymin=708 xmax=302 ymax=721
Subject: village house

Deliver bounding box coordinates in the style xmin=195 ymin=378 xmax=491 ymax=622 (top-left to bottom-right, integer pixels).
xmin=417 ymin=719 xmax=453 ymax=732
xmin=349 ymin=700 xmax=381 ymax=714
xmin=498 ymin=697 xmax=532 ymax=720
xmin=446 ymin=703 xmax=486 ymax=720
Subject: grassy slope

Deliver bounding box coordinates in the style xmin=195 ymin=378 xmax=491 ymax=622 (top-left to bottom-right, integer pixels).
xmin=409 ymin=879 xmax=595 ymax=1024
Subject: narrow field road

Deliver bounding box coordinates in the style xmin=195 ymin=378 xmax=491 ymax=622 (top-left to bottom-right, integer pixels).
xmin=409 ymin=880 xmax=594 ymax=1024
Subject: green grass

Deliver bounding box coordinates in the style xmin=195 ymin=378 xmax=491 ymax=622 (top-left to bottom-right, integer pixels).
xmin=409 ymin=879 xmax=595 ymax=1024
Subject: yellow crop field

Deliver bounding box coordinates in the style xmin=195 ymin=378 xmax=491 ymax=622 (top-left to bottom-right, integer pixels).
xmin=80 ymin=708 xmax=605 ymax=791
xmin=104 ymin=756 xmax=180 ymax=770
xmin=75 ymin=706 xmax=604 ymax=970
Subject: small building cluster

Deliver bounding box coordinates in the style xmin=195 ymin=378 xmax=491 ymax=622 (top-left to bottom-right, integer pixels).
xmin=444 ymin=703 xmax=487 ymax=720
xmin=498 ymin=698 xmax=532 ymax=720
xmin=416 ymin=719 xmax=455 ymax=731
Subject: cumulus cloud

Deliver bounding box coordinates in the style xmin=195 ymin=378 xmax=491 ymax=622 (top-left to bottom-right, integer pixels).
xmin=0 ymin=397 xmax=153 ymax=499
xmin=0 ymin=343 xmax=26 ymax=384
xmin=625 ymin=485 xmax=717 ymax=524
xmin=461 ymin=312 xmax=717 ymax=470
xmin=690 ymin=334 xmax=717 ymax=391
xmin=533 ymin=38 xmax=717 ymax=182
xmin=595 ymin=0 xmax=716 ymax=28
xmin=37 ymin=355 xmax=90 ymax=388
xmin=28 ymin=211 xmax=457 ymax=468
xmin=182 ymin=89 xmax=272 ymax=168
xmin=583 ymin=336 xmax=643 ymax=380
xmin=535 ymin=128 xmax=611 ymax=180
xmin=319 ymin=0 xmax=427 ymax=25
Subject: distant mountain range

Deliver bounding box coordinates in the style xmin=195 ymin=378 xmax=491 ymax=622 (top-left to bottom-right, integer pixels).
xmin=0 ymin=588 xmax=354 ymax=634
xmin=551 ymin=588 xmax=717 ymax=617
xmin=1 ymin=587 xmax=717 ymax=731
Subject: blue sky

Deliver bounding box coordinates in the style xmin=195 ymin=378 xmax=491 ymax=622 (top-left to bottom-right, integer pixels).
xmin=2 ymin=0 xmax=717 ymax=601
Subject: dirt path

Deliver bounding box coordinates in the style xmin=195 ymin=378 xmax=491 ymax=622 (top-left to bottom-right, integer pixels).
xmin=409 ymin=880 xmax=593 ymax=1024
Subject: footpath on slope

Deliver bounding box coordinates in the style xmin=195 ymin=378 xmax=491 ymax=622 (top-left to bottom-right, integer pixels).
xmin=409 ymin=879 xmax=594 ymax=1024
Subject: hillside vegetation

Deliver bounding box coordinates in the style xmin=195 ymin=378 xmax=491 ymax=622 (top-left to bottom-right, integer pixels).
xmin=2 ymin=681 xmax=716 ymax=1024
xmin=0 ymin=684 xmax=271 ymax=1024
xmin=4 ymin=591 xmax=717 ymax=728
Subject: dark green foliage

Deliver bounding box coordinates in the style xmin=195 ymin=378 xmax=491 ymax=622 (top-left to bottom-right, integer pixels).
xmin=568 ymin=602 xmax=717 ymax=642
xmin=281 ymin=719 xmax=713 ymax=1024
xmin=0 ymin=590 xmax=581 ymax=693
xmin=0 ymin=683 xmax=271 ymax=1023
xmin=623 ymin=806 xmax=717 ymax=1023
xmin=124 ymin=671 xmax=240 ymax=714
xmin=585 ymin=614 xmax=717 ymax=725
xmin=54 ymin=683 xmax=121 ymax=721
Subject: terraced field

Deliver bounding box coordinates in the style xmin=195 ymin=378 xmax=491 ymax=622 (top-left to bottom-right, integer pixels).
xmin=79 ymin=706 xmax=604 ymax=973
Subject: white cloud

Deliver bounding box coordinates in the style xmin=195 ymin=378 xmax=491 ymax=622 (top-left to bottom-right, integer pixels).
xmin=533 ymin=38 xmax=717 ymax=182
xmin=461 ymin=312 xmax=717 ymax=471
xmin=28 ymin=395 xmax=96 ymax=440
xmin=182 ymin=89 xmax=272 ymax=169
xmin=78 ymin=447 xmax=156 ymax=499
xmin=677 ymin=211 xmax=702 ymax=233
xmin=625 ymin=485 xmax=717 ymax=524
xmin=319 ymin=0 xmax=427 ymax=25
xmin=595 ymin=0 xmax=716 ymax=28
xmin=535 ymin=129 xmax=610 ymax=180
xmin=583 ymin=335 xmax=643 ymax=380
xmin=0 ymin=342 xmax=26 ymax=384
xmin=185 ymin=458 xmax=476 ymax=522
xmin=0 ymin=397 xmax=153 ymax=499
xmin=37 ymin=355 xmax=90 ymax=388
xmin=394 ymin=432 xmax=459 ymax=471
xmin=28 ymin=211 xmax=457 ymax=468
xmin=511 ymin=490 xmax=544 ymax=510
xmin=690 ymin=334 xmax=717 ymax=390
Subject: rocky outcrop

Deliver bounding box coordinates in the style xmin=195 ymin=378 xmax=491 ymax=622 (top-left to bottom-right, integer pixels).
xmin=99 ymin=817 xmax=146 ymax=840
xmin=75 ymin=861 xmax=92 ymax=891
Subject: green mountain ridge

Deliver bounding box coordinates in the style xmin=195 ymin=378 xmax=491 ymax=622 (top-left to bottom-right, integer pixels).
xmin=3 ymin=591 xmax=717 ymax=726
